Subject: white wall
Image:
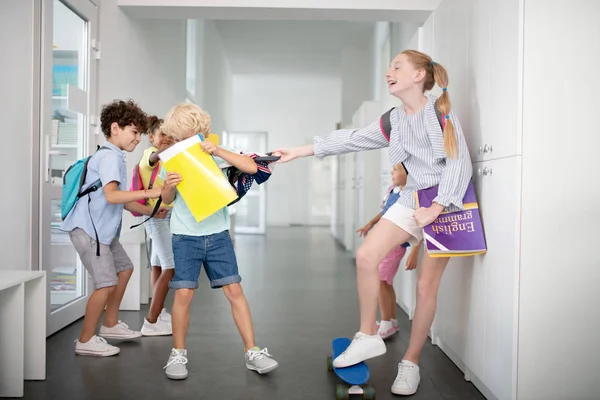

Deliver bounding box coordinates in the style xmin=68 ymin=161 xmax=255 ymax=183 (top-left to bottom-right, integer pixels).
xmin=231 ymin=73 xmax=341 ymax=226
xmin=1 ymin=0 xmax=37 ymax=271
xmin=340 ymin=46 xmax=371 ymax=126
xmin=195 ymin=20 xmax=233 ymax=134
xmin=98 ymin=0 xmax=186 ymax=242
xmin=519 ymin=1 xmax=600 ymax=398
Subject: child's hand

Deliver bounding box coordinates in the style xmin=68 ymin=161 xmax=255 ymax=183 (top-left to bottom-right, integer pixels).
xmin=165 ymin=172 xmax=182 ymax=189
xmin=356 ymin=222 xmax=374 ymax=238
xmin=271 ymin=148 xmax=298 ymax=163
xmin=413 ymin=204 xmax=444 ymax=228
xmin=154 ymin=208 xmax=169 ymax=219
xmin=147 ymin=187 xmax=162 ymax=199
xmin=200 ymin=141 xmax=220 ymax=156
xmin=405 ymin=250 xmax=418 ymax=271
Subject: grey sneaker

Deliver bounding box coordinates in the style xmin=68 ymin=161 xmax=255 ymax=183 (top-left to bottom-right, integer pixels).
xmin=245 ymin=347 xmax=279 ymax=374
xmin=164 ymin=348 xmax=188 ymax=380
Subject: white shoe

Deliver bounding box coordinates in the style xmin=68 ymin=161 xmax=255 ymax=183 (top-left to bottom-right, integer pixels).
xmin=75 ymin=335 xmax=120 ymax=357
xmin=159 ymin=308 xmax=172 ymax=323
xmin=391 ymin=360 xmax=420 ymax=395
xmin=141 ymin=318 xmax=172 ymax=337
xmin=99 ymin=321 xmax=142 ymax=340
xmin=332 ymin=332 xmax=386 ymax=368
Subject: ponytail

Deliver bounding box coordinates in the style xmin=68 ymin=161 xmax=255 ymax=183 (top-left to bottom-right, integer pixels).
xmin=431 ymin=62 xmax=457 ymax=159
xmin=401 ymin=50 xmax=458 ymax=159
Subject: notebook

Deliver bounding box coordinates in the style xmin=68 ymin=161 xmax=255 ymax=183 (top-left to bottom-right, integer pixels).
xmin=159 ymin=134 xmax=238 ymax=222
xmin=415 ymin=182 xmax=487 ymax=257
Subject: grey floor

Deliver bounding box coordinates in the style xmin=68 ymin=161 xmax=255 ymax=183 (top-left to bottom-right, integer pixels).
xmin=22 ymin=227 xmax=485 ymax=400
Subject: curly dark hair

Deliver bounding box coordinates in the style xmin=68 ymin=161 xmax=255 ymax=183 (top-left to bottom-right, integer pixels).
xmin=146 ymin=115 xmax=163 ymax=135
xmin=100 ymin=99 xmax=148 ymax=138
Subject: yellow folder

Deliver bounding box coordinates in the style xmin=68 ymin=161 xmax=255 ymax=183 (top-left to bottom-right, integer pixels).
xmin=159 ymin=134 xmax=238 ymax=222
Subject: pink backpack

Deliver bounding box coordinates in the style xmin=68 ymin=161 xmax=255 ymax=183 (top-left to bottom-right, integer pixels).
xmin=129 ymin=161 xmax=160 ymax=217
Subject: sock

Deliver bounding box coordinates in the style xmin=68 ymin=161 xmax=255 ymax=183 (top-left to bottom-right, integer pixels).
xmin=380 ymin=320 xmax=393 ymax=332
xmin=391 ymin=319 xmax=398 ymax=327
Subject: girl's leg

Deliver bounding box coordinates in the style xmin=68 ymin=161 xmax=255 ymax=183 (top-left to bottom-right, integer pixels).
xmin=146 ymin=221 xmax=175 ymax=323
xmin=390 ymin=284 xmax=397 ymax=320
xmin=379 ymin=281 xmax=394 ymax=321
xmin=147 ymin=268 xmax=174 ymax=323
xmin=151 ymin=266 xmax=161 ymax=293
xmin=403 ymin=251 xmax=449 ymax=363
xmin=356 ymin=219 xmax=412 ymax=335
xmin=334 ymin=219 xmax=413 ymax=368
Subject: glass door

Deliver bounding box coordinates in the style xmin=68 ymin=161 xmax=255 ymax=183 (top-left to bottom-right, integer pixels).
xmin=224 ymin=132 xmax=268 ymax=234
xmin=40 ymin=0 xmax=99 ymax=335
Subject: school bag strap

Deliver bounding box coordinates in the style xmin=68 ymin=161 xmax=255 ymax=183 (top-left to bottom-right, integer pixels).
xmin=128 ymin=157 xmax=164 ymax=228
xmin=379 ymin=98 xmax=446 ymax=142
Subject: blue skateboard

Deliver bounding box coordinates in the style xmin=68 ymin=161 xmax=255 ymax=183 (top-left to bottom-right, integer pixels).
xmin=327 ymin=338 xmax=376 ymax=399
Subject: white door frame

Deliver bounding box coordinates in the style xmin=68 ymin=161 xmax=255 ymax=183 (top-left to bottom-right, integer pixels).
xmin=39 ymin=0 xmax=99 ymax=336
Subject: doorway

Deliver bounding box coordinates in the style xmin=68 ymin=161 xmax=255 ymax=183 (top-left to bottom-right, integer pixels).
xmin=39 ymin=0 xmax=99 ymax=335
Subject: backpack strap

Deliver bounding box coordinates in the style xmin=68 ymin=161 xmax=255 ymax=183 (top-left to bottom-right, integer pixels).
xmin=84 ymin=145 xmax=109 ymax=256
xmin=379 ymin=98 xmax=446 ymax=141
xmin=148 ymin=161 xmax=160 ymax=189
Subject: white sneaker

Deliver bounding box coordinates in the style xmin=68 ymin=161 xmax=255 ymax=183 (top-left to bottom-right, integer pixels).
xmin=159 ymin=308 xmax=172 ymax=323
xmin=75 ymin=335 xmax=120 ymax=357
xmin=391 ymin=360 xmax=421 ymax=395
xmin=245 ymin=347 xmax=279 ymax=374
xmin=332 ymin=332 xmax=386 ymax=368
xmin=141 ymin=318 xmax=172 ymax=336
xmin=99 ymin=321 xmax=142 ymax=340
xmin=164 ymin=349 xmax=188 ymax=380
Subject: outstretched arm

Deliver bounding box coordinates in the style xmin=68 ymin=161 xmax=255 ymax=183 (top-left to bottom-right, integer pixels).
xmin=273 ymin=117 xmax=394 ymax=163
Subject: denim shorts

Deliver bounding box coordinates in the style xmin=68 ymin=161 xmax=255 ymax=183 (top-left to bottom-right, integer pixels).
xmin=170 ymin=230 xmax=241 ymax=289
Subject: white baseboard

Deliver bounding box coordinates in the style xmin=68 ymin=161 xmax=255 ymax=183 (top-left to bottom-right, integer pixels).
xmin=434 ymin=337 xmax=498 ymax=400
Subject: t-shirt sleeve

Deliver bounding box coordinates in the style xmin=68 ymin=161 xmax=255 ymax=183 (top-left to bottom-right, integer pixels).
xmin=158 ymin=166 xmax=167 ymax=181
xmin=96 ymin=150 xmax=121 ymax=187
xmin=140 ymin=147 xmax=158 ymax=171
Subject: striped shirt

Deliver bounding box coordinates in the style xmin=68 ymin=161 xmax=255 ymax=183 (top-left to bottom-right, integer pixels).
xmin=314 ymin=95 xmax=472 ymax=211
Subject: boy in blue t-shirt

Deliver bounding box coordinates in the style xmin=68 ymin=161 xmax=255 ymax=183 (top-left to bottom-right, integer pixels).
xmin=356 ymin=163 xmax=422 ymax=339
xmin=61 ymin=100 xmax=162 ymax=356
xmin=159 ymin=102 xmax=279 ymax=380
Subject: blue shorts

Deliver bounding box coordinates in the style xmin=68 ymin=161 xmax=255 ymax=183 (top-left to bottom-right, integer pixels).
xmin=170 ymin=230 xmax=241 ymax=289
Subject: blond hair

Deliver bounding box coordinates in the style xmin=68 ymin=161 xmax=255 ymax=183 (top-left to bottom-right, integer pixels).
xmin=402 ymin=50 xmax=457 ymax=159
xmin=161 ymin=102 xmax=211 ymax=141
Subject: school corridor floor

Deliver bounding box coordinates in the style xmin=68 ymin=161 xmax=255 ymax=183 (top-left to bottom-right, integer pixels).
xmin=23 ymin=227 xmax=485 ymax=400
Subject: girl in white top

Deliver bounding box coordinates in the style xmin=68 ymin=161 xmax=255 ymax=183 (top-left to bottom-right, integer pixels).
xmin=274 ymin=50 xmax=473 ymax=396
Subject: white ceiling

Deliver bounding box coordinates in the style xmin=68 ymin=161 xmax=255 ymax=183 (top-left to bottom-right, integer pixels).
xmin=215 ymin=20 xmax=376 ymax=74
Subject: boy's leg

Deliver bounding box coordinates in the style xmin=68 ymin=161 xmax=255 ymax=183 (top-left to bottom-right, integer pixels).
xmin=204 ymin=230 xmax=278 ymax=374
xmin=99 ymin=239 xmax=141 ymax=339
xmin=165 ymin=234 xmax=203 ymax=380
xmin=222 ymin=283 xmax=255 ymax=351
xmin=68 ymin=228 xmax=120 ymax=357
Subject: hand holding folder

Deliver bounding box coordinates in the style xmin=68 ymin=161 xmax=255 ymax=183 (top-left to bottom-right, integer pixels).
xmin=158 ymin=134 xmax=238 ymax=222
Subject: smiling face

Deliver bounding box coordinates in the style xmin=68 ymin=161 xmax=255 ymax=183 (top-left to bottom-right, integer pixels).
xmin=385 ymin=53 xmax=425 ymax=96
xmin=110 ymin=123 xmax=142 ymax=152
xmin=149 ymin=127 xmax=173 ymax=151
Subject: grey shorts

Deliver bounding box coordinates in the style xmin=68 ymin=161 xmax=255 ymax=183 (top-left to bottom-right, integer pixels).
xmin=69 ymin=228 xmax=134 ymax=290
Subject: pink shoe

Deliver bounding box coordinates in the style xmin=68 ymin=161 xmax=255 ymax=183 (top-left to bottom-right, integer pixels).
xmin=377 ymin=324 xmax=400 ymax=340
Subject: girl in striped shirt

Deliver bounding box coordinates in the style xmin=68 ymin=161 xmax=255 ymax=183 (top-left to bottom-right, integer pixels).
xmin=274 ymin=50 xmax=473 ymax=396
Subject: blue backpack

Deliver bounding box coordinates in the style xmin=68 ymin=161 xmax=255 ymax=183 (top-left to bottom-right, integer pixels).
xmin=61 ymin=147 xmax=108 ymax=220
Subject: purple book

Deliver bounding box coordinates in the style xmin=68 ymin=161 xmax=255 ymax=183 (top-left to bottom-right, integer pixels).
xmin=415 ymin=182 xmax=487 ymax=257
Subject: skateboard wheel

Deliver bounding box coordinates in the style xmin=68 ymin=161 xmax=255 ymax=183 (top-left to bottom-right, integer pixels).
xmin=336 ymin=384 xmax=349 ymax=400
xmin=363 ymin=385 xmax=376 ymax=399
xmin=327 ymin=356 xmax=333 ymax=371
